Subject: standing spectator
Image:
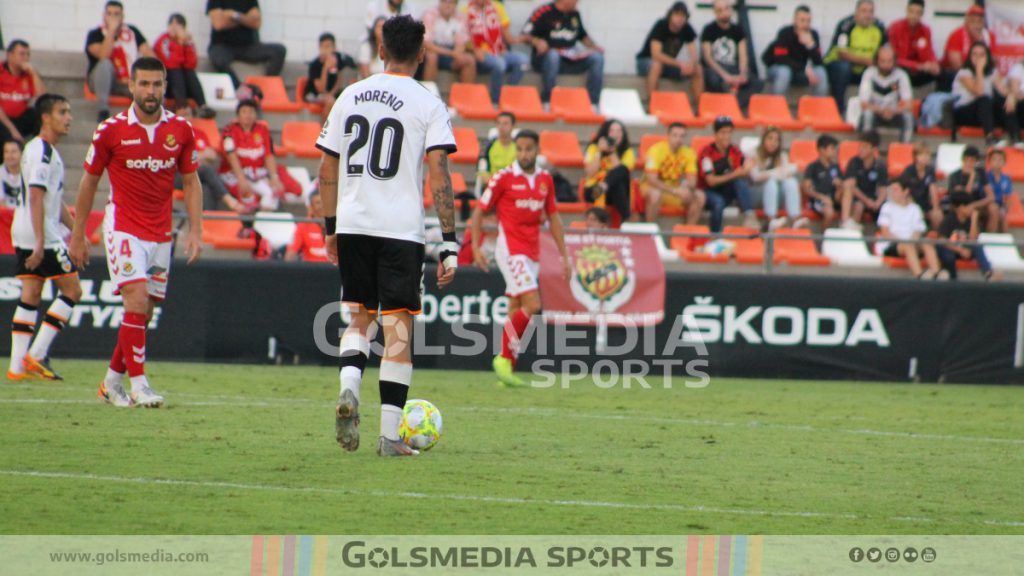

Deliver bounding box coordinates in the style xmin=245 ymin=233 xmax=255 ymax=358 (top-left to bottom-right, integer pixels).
xmin=304 ymin=34 xmax=356 ymax=125
xmin=986 ymin=149 xmax=1011 ymax=233
xmin=801 ymin=134 xmax=846 ymax=228
xmin=642 ymin=122 xmax=704 ymax=224
xmin=946 ymin=145 xmax=998 ymax=232
xmin=206 ymin=0 xmax=287 ymax=88
xmin=358 ymin=17 xmax=388 ymax=79
xmin=0 ymin=40 xmax=45 ymax=144
xmin=763 ymin=5 xmax=828 ymax=98
xmin=85 ymin=1 xmax=154 ymax=123
xmin=583 ymin=120 xmax=634 ymax=227
xmin=937 ymin=192 xmax=999 ymax=281
xmin=939 ymin=4 xmax=995 ymax=92
xmin=526 ymin=0 xmax=605 ymax=109
xmin=175 ymin=107 xmax=242 ymax=212
xmin=842 ymin=130 xmax=888 ymax=229
xmin=700 ymin=0 xmax=759 ymax=111
xmin=899 ymin=143 xmax=943 ymax=230
xmin=750 ymin=127 xmax=803 ymax=231
xmin=0 ymin=141 xmax=23 ymax=208
xmin=858 ymin=45 xmax=914 ymax=143
xmin=951 ymin=42 xmax=1017 ymax=148
xmin=637 ymin=2 xmax=702 ymax=101
xmin=697 ymin=116 xmax=756 ymax=231
xmin=218 ymin=99 xmax=284 ymax=211
xmin=465 ymin=0 xmax=529 ymax=105
xmin=875 ymin=179 xmax=942 ymax=279
xmin=887 ymin=0 xmax=939 ymax=87
xmin=422 ymin=0 xmax=476 ymax=83
xmin=286 ymin=190 xmax=329 ymax=263
xmin=824 ymin=0 xmax=886 ymax=115
xmin=154 ymin=14 xmax=215 ymax=119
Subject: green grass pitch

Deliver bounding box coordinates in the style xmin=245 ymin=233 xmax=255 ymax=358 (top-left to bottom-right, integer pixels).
xmin=1 ymin=360 xmax=1022 ymax=535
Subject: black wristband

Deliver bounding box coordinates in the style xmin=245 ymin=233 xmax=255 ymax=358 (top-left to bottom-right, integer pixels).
xmin=324 ymin=216 xmax=337 ymax=234
xmin=441 ymin=231 xmax=457 ymax=244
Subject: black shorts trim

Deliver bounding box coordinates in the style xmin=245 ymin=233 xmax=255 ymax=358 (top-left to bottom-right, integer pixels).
xmin=15 ymin=247 xmax=78 ymax=279
xmin=336 ymin=234 xmax=425 ymax=314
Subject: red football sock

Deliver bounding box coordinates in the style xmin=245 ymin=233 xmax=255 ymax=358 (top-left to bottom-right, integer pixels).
xmin=109 ymin=341 xmax=126 ymax=374
xmin=119 ymin=312 xmax=148 ymax=378
xmin=501 ymin=309 xmax=531 ymax=362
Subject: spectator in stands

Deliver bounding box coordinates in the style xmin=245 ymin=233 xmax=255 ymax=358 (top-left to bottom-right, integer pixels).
xmin=937 ymin=192 xmax=999 ymax=280
xmin=526 ymin=0 xmax=605 ymax=109
xmin=986 ymin=149 xmax=1010 ymax=233
xmin=358 ymin=17 xmax=388 ymax=79
xmin=0 ymin=141 xmax=23 ymax=208
xmin=366 ymin=0 xmax=419 ymax=29
xmin=698 ymin=116 xmax=756 ymax=231
xmin=899 ymin=142 xmax=943 ymax=230
xmin=764 ymin=5 xmax=828 ymax=98
xmin=824 ymin=0 xmax=886 ymax=115
xmin=286 ymin=189 xmax=328 ymax=262
xmin=422 ymin=0 xmax=476 ymax=83
xmin=0 ymin=40 xmax=45 ymax=144
xmin=304 ymin=33 xmax=356 ymax=125
xmin=751 ymin=127 xmax=804 ymax=231
xmin=642 ymin=122 xmax=704 ymax=225
xmin=206 ymin=0 xmax=287 ymax=88
xmin=175 ymin=106 xmax=242 ymax=212
xmin=154 ymin=14 xmax=216 ymax=120
xmin=636 ymin=1 xmax=702 ymax=101
xmin=583 ymin=120 xmax=635 ymax=227
xmin=700 ymin=0 xmax=759 ymax=111
xmin=951 ymin=42 xmax=1017 ymax=148
xmin=478 ymin=112 xmax=517 ymax=182
xmin=218 ymin=99 xmax=283 ymax=211
xmin=858 ymin=45 xmax=914 ymax=143
xmin=1008 ymin=61 xmax=1024 ymax=144
xmin=876 ymin=178 xmax=942 ymax=279
xmin=947 ymin=145 xmax=998 ymax=232
xmin=940 ymin=4 xmax=995 ymax=92
xmin=842 ymin=130 xmax=888 ymax=229
xmin=801 ymin=134 xmax=846 ymax=228
xmin=465 ymin=0 xmax=529 ymax=105
xmin=86 ymin=1 xmax=154 ymax=122
xmin=584 ymin=206 xmax=610 ymax=229
xmin=887 ymin=0 xmax=939 ymax=87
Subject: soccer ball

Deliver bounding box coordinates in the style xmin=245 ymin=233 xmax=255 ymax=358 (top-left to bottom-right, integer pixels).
xmin=399 ymin=399 xmax=443 ymax=451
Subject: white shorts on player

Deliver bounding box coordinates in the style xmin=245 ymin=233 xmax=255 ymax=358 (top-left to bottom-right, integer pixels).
xmin=103 ymin=206 xmax=172 ymax=301
xmin=495 ymin=235 xmax=539 ymax=297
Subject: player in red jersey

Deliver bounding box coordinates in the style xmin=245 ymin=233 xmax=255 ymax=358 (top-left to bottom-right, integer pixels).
xmin=470 ymin=129 xmax=569 ymax=388
xmin=68 ymin=57 xmax=203 ymax=408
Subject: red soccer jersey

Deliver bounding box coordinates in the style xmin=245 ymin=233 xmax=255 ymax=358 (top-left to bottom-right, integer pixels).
xmin=193 ymin=125 xmax=211 ymax=153
xmin=288 ymin=222 xmax=328 ymax=262
xmin=219 ymin=121 xmax=273 ymax=181
xmin=84 ymin=107 xmax=198 ymax=242
xmin=888 ymin=19 xmax=937 ymax=72
xmin=479 ymin=162 xmax=556 ymax=260
xmin=697 ymin=142 xmax=744 ymax=191
xmin=941 ymin=26 xmax=996 ymax=70
xmin=0 ymin=62 xmax=36 ymax=119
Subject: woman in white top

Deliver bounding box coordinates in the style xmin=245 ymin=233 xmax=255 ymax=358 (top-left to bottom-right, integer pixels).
xmin=750 ymin=127 xmax=803 ymax=231
xmin=952 ymin=41 xmax=1016 ymax=147
xmin=358 ymin=17 xmax=388 ymax=79
xmin=875 ymin=179 xmax=943 ymax=280
xmin=1006 ymin=61 xmax=1024 ymax=148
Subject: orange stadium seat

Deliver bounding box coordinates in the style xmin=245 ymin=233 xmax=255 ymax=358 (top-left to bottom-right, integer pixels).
xmin=797 ymin=96 xmax=854 ymax=132
xmin=423 ymin=172 xmax=469 ymax=208
xmin=83 ymin=82 xmax=131 ymax=108
xmin=748 ymin=95 xmax=806 ymax=131
xmin=85 ymin=210 xmax=105 ymax=245
xmin=698 ymin=93 xmax=755 ymax=128
xmin=189 ymin=118 xmax=223 ymax=152
xmin=1006 ymin=193 xmax=1024 ymax=228
xmin=499 ymin=86 xmax=555 ymax=122
xmin=556 ymin=202 xmax=588 ymax=214
xmin=789 ymin=139 xmax=817 ymax=172
xmin=670 ymin=224 xmax=727 ymax=263
xmin=1000 ymin=148 xmax=1024 ymax=183
xmin=887 ymin=143 xmax=914 ymax=178
xmin=202 ymin=211 xmax=257 ymax=250
xmin=649 ymin=91 xmax=708 ymax=128
xmin=539 ymin=131 xmax=584 ymax=167
xmin=774 ymin=228 xmax=830 ymax=266
xmin=637 ymin=134 xmax=667 ymax=167
xmin=279 ymin=121 xmax=321 ymax=158
xmin=244 ymin=76 xmax=303 ymax=113
xmin=449 ymin=83 xmax=498 ymax=120
xmin=295 ymin=77 xmax=321 ymax=115
xmin=449 ymin=127 xmax=480 ymax=164
xmin=724 ymin=225 xmax=767 ymax=264
xmin=839 ymin=140 xmax=860 ymax=172
xmin=568 ymin=220 xmax=588 ymax=229
xmin=550 ymin=87 xmax=605 ymax=124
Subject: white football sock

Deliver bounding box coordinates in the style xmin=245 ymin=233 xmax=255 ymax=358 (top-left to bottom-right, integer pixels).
xmin=9 ymin=303 xmax=37 ymax=374
xmin=29 ymin=296 xmax=75 ymax=361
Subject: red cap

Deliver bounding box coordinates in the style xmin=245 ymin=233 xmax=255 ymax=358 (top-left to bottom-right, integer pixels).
xmin=966 ymin=5 xmax=985 ymax=16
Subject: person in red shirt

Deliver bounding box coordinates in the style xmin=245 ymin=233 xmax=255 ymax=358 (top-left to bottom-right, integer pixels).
xmin=0 ymin=40 xmax=47 ymax=144
xmin=218 ymin=99 xmax=283 ymax=211
xmin=887 ymin=0 xmax=940 ymax=87
xmin=174 ymin=105 xmax=241 ymax=212
xmin=154 ymin=13 xmax=215 ymax=119
xmin=470 ymin=129 xmax=570 ymax=388
xmin=69 ymin=57 xmax=203 ymax=409
xmin=697 ymin=116 xmax=755 ymax=232
xmin=940 ymin=4 xmax=996 ymax=91
xmin=286 ymin=188 xmax=328 ymax=262
xmin=85 ymin=1 xmax=155 ymax=123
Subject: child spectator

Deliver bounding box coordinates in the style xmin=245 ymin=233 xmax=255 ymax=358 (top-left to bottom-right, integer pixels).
xmin=697 ymin=116 xmax=756 ymax=231
xmin=899 ymin=143 xmax=942 ymax=230
xmin=986 ymin=149 xmax=1011 ymax=233
xmin=947 ymin=145 xmax=998 ymax=232
xmin=842 ymin=130 xmax=887 ymax=229
xmin=154 ymin=14 xmax=215 ymax=119
xmin=875 ymin=179 xmax=942 ymax=279
xmin=801 ymin=134 xmax=845 ymax=228
xmin=936 ymin=192 xmax=1000 ymax=281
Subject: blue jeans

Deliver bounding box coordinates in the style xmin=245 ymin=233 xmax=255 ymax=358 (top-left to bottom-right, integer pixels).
xmin=478 ymin=51 xmax=528 ymax=104
xmin=767 ymin=64 xmax=829 ymax=97
xmin=760 ymin=177 xmax=801 ymax=218
xmin=534 ymin=50 xmax=605 ymax=103
xmin=937 ymin=245 xmax=992 ymax=279
xmin=825 ymin=60 xmax=861 ymax=115
xmin=704 ymin=178 xmax=753 ymax=232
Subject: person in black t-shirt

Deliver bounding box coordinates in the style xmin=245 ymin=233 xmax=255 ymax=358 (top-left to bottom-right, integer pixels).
xmin=800 ymin=134 xmax=847 ymax=227
xmin=700 ymin=0 xmax=761 ymax=110
xmin=636 ymin=1 xmax=702 ymax=100
xmin=764 ymin=5 xmax=828 ymax=97
xmin=945 ymin=145 xmax=998 ymax=229
xmin=936 ymin=192 xmax=999 ymax=280
xmin=85 ymin=1 xmax=154 ymax=122
xmin=898 ymin=142 xmax=942 ymax=229
xmin=841 ymin=130 xmax=888 ymax=228
xmin=304 ymin=33 xmax=356 ymax=124
xmin=207 ymin=0 xmax=287 ymax=88
xmin=526 ymin=0 xmax=605 ymax=106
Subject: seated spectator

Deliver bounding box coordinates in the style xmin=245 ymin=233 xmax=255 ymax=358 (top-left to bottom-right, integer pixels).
xmin=286 ymin=189 xmax=329 ymax=262
xmin=1007 ymin=61 xmax=1024 ymax=142
xmin=0 ymin=40 xmax=45 ymax=144
xmin=584 ymin=206 xmax=610 ymax=229
xmin=939 ymin=4 xmax=995 ymax=92
xmin=175 ymin=106 xmax=242 ymax=212
xmin=887 ymin=0 xmax=939 ymax=87
xmin=801 ymin=134 xmax=846 ymax=228
xmin=951 ymin=41 xmax=1017 ymax=147
xmin=875 ymin=179 xmax=942 ymax=279
xmin=824 ymin=0 xmax=886 ymax=115
xmin=858 ymin=45 xmax=914 ymax=143
xmin=154 ymin=14 xmax=215 ymax=119
xmin=700 ymin=0 xmax=760 ymax=111
xmin=465 ymin=0 xmax=529 ymax=105
xmin=750 ymin=127 xmax=803 ymax=231
xmin=697 ymin=116 xmax=756 ymax=231
xmin=358 ymin=17 xmax=388 ymax=79
xmin=583 ymin=120 xmax=634 ymax=227
xmin=86 ymin=1 xmax=154 ymax=122
xmin=459 ymin=211 xmax=496 ymax=266
xmin=642 ymin=122 xmax=704 ymax=224
xmin=937 ymin=192 xmax=1000 ymax=281
xmin=946 ymin=145 xmax=998 ymax=232
xmin=478 ymin=112 xmax=517 ymax=183
xmin=842 ymin=130 xmax=888 ymax=229
xmin=218 ymin=99 xmax=283 ymax=211
xmin=0 ymin=140 xmax=23 ymax=208
xmin=637 ymin=1 xmax=702 ymax=101
xmin=985 ymin=149 xmax=1011 ymax=233
xmin=526 ymin=0 xmax=605 ymax=109
xmin=764 ymin=5 xmax=828 ymax=98
xmin=206 ymin=0 xmax=286 ymax=88
xmin=422 ymin=0 xmax=476 ymax=83
xmin=899 ymin=143 xmax=943 ymax=230
xmin=366 ymin=0 xmax=419 ymax=29
xmin=304 ymin=33 xmax=356 ymax=124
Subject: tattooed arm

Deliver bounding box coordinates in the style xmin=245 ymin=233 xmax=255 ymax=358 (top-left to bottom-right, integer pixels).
xmin=427 ymin=148 xmax=458 ymax=288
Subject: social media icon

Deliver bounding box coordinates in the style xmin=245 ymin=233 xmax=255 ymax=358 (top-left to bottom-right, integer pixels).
xmin=867 ymin=548 xmax=882 ymax=563
xmin=849 ymin=548 xmax=865 ymax=563
xmin=886 ymin=548 xmax=900 ymax=562
xmin=904 ymin=547 xmax=919 ymax=563
xmin=921 ymin=547 xmax=936 ymax=563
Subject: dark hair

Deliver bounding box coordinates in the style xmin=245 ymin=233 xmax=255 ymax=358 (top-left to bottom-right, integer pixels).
xmin=962 ymin=41 xmax=994 ymax=75
xmin=585 ymin=207 xmax=610 ymax=225
xmin=35 ymin=93 xmax=68 ymax=117
xmin=130 ymin=56 xmax=166 ymax=79
xmin=858 ymin=130 xmax=880 ymax=148
xmin=892 ymin=176 xmax=909 ymax=190
xmin=105 ymin=1 xmax=123 ymax=10
xmin=591 ymin=119 xmax=631 ymax=158
xmin=382 ymin=15 xmax=425 ymax=64
xmin=497 ymin=111 xmax=517 ymax=124
xmin=6 ymin=39 xmax=29 ymax=53
xmin=962 ymin=145 xmax=981 ymax=160
xmin=816 ymin=134 xmax=838 ymax=150
xmin=236 ymin=99 xmax=260 ymax=114
xmin=667 ymin=1 xmax=689 ymax=18
xmin=168 ymin=13 xmax=186 ymax=26
xmin=989 ymin=148 xmax=1006 ymax=161
xmin=2 ymin=140 xmax=22 ymax=151
xmin=515 ymin=129 xmax=540 ymax=145
xmin=795 ymin=4 xmax=811 ymax=15
xmin=319 ymin=32 xmax=336 ymax=44
xmin=908 ymin=0 xmax=924 ymax=8
xmin=369 ymin=16 xmax=387 ymax=48
xmin=667 ymin=122 xmax=686 ymax=133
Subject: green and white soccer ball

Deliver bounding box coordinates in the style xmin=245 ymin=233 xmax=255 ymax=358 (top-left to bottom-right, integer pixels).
xmin=399 ymin=399 xmax=443 ymax=451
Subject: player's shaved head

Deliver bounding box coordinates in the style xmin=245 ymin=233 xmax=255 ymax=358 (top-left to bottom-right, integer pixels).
xmin=382 ymin=15 xmax=425 ymax=65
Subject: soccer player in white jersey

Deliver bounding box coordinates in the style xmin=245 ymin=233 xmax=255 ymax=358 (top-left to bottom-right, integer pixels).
xmin=316 ymin=15 xmax=459 ymax=457
xmin=8 ymin=94 xmax=82 ymax=381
